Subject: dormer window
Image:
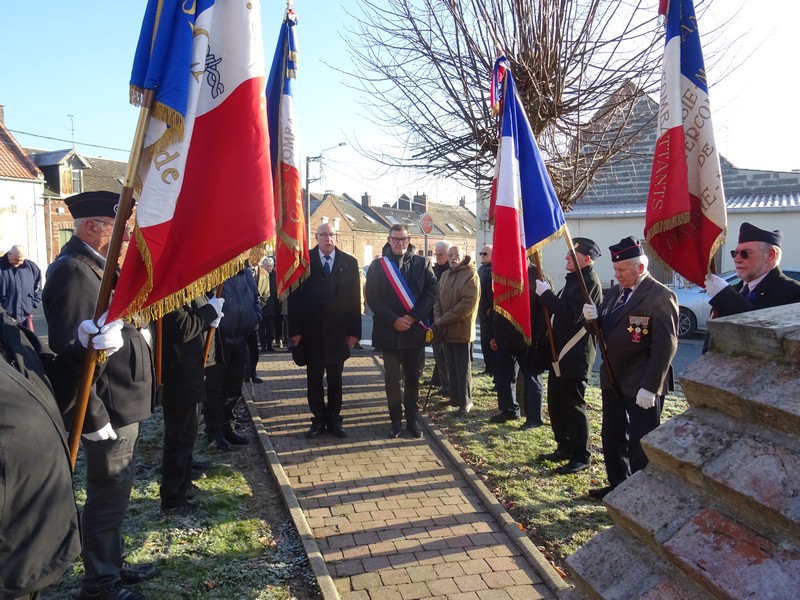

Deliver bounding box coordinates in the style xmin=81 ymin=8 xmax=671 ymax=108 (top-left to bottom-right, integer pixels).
xmin=72 ymin=168 xmax=83 ymax=193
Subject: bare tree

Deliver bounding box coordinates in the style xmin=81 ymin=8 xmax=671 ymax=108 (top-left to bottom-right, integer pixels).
xmin=343 ymin=0 xmax=711 ymax=209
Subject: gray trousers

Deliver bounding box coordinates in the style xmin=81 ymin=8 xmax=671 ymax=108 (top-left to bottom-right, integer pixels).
xmin=81 ymin=422 xmax=139 ymax=590
xmin=443 ymin=341 xmax=472 ymax=409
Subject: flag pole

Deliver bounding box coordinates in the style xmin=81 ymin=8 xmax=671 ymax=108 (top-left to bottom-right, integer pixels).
xmin=561 ymin=226 xmax=621 ymax=395
xmin=67 ymin=89 xmax=156 ymax=468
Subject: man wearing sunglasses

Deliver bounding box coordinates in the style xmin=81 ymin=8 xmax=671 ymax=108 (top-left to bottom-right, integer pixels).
xmin=705 ymin=222 xmax=800 ymax=317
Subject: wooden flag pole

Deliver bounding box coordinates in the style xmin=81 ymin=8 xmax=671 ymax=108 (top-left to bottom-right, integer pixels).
xmin=67 ymin=89 xmax=156 ymax=468
xmin=562 ymin=227 xmax=622 ymax=396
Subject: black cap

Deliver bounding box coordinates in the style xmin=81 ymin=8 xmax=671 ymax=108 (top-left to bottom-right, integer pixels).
xmin=609 ymin=236 xmax=644 ymax=262
xmin=738 ymin=222 xmax=782 ymax=247
xmin=65 ymin=191 xmax=132 ymax=219
xmin=572 ymin=237 xmax=601 ymax=260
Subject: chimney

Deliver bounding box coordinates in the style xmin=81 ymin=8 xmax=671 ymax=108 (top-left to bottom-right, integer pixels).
xmin=0 ymin=105 xmax=4 ymax=126
xmin=459 ymin=196 xmax=466 ymax=208
xmin=361 ymin=192 xmax=372 ymax=208
xmin=412 ymin=192 xmax=428 ymax=213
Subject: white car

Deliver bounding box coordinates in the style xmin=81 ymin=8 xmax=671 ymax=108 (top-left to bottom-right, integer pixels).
xmin=673 ymin=268 xmax=800 ymax=338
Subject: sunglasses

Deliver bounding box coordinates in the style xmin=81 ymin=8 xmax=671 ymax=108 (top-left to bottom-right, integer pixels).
xmin=730 ymin=249 xmax=759 ymax=259
xmin=479 ymin=252 xmax=488 ymax=256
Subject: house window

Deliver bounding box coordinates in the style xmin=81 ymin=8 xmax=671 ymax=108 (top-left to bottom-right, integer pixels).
xmin=333 ymin=217 xmax=340 ymax=231
xmin=321 ymin=216 xmax=329 ymax=224
xmin=446 ymin=222 xmax=458 ymax=232
xmin=364 ymin=215 xmax=377 ymax=223
xmin=58 ymin=228 xmax=73 ymax=252
xmin=71 ymin=168 xmax=83 ymax=194
xmin=345 ymin=213 xmax=357 ymax=222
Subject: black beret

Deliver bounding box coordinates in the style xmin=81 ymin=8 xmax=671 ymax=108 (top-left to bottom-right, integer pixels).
xmin=609 ymin=236 xmax=644 ymax=262
xmin=65 ymin=191 xmax=132 ymax=219
xmin=738 ymin=222 xmax=782 ymax=247
xmin=572 ymin=237 xmax=601 ymax=260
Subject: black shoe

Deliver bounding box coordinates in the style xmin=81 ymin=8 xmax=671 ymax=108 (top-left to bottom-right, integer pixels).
xmin=388 ymin=423 xmax=402 ymax=438
xmin=588 ymin=485 xmax=614 ymax=500
xmin=455 ymin=403 xmax=473 ymax=417
xmin=119 ymin=562 xmax=157 ymax=585
xmin=306 ymin=423 xmax=325 ymax=438
xmin=407 ymin=422 xmax=423 ymax=439
xmin=489 ymin=412 xmax=519 ymax=423
xmin=210 ymin=436 xmax=232 ymax=451
xmin=191 ymin=468 xmax=207 ymax=481
xmin=185 ymin=483 xmax=203 ymax=499
xmin=353 ymin=342 xmax=364 ymax=350
xmin=74 ymin=584 xmax=149 ymax=600
xmin=328 ymin=424 xmax=347 ymax=438
xmin=192 ymin=459 xmax=215 ymax=470
xmin=555 ymin=460 xmax=591 ymax=475
xmin=537 ymin=449 xmax=570 ymax=462
xmin=266 ymin=347 xmax=276 ymax=352
xmin=520 ymin=419 xmax=543 ymax=430
xmin=161 ymin=501 xmax=203 ymax=517
xmin=250 ymin=375 xmax=264 ymax=384
xmin=224 ymin=430 xmax=250 ymax=445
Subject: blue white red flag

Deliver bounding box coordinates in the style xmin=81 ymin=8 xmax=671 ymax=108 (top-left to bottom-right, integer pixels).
xmin=645 ymin=0 xmax=726 ymax=286
xmin=490 ymin=57 xmax=565 ymax=343
xmin=267 ymin=7 xmax=309 ymax=299
xmin=109 ymin=0 xmax=275 ymax=321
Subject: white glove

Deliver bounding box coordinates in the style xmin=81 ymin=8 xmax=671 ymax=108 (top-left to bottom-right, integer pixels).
xmin=636 ymin=388 xmax=657 ymax=410
xmin=582 ymin=303 xmax=598 ymax=321
xmin=535 ymin=279 xmax=550 ymax=296
xmin=138 ymin=326 xmax=152 ymax=348
xmin=78 ymin=313 xmax=125 ymax=357
xmin=207 ymin=296 xmax=225 ymax=317
xmin=82 ymin=422 xmax=118 ymax=442
xmin=210 ymin=314 xmax=223 ymax=328
xmin=704 ymin=274 xmax=728 ymax=298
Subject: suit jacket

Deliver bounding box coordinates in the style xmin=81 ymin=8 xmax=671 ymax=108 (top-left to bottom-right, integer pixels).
xmin=596 ymin=273 xmax=678 ymax=396
xmin=288 ymin=247 xmax=362 ymax=365
xmin=0 ymin=308 xmax=82 ymax=597
xmin=43 ymin=235 xmax=154 ymax=432
xmin=709 ymin=266 xmax=800 ymax=317
xmin=365 ymin=244 xmax=438 ymax=350
xmin=478 ymin=262 xmax=493 ymax=326
xmin=162 ymin=297 xmax=218 ymax=405
xmin=540 ymin=264 xmax=603 ymax=380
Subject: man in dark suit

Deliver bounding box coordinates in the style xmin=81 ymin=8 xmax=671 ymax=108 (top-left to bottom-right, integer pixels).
xmin=477 ymin=244 xmax=495 ymax=377
xmin=583 ymin=236 xmax=678 ymax=499
xmin=705 ymin=222 xmax=800 ymax=316
xmin=365 ymin=224 xmax=438 ymax=438
xmin=535 ymin=237 xmax=603 ymax=474
xmin=43 ymin=191 xmax=156 ymax=600
xmin=288 ymin=222 xmax=362 ymax=438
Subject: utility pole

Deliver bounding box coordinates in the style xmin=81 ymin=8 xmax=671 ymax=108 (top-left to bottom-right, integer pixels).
xmin=304 ymin=142 xmax=345 ymax=242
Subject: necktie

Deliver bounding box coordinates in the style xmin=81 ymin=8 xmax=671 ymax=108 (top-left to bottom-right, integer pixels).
xmin=741 ymin=284 xmax=750 ymax=296
xmin=611 ymin=287 xmax=632 ymax=313
xmin=323 ymin=256 xmax=332 ymax=278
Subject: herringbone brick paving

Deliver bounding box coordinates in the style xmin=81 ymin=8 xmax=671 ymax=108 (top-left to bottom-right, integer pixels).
xmin=250 ymin=351 xmax=559 ymax=600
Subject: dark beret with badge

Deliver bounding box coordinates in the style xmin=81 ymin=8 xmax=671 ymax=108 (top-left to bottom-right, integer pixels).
xmin=738 ymin=222 xmax=782 ymax=247
xmin=572 ymin=237 xmax=601 ymax=260
xmin=65 ymin=190 xmax=132 ymax=219
xmin=609 ymin=236 xmax=645 ymax=262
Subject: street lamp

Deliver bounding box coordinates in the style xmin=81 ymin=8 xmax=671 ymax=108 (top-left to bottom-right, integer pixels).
xmin=305 ymin=142 xmax=346 ymax=241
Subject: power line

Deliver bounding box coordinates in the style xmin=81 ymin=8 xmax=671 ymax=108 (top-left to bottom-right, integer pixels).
xmin=8 ymin=129 xmax=128 ymax=153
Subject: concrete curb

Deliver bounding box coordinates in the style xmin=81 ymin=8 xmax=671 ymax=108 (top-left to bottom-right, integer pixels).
xmin=419 ymin=413 xmax=571 ymax=597
xmin=245 ymin=399 xmax=341 ymax=600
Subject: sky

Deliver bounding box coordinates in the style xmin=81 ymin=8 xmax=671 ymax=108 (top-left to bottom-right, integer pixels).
xmin=2 ymin=1 xmax=798 ymax=213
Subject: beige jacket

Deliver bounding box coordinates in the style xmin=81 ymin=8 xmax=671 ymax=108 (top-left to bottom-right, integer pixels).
xmin=434 ymin=257 xmax=480 ymax=343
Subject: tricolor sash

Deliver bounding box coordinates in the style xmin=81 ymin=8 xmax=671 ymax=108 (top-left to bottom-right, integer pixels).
xmin=379 ymin=257 xmax=432 ymax=343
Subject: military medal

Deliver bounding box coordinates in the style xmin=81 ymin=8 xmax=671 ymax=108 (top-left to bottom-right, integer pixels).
xmin=627 ymin=316 xmax=649 ymax=343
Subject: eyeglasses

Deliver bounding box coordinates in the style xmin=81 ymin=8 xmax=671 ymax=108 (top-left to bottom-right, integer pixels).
xmin=479 ymin=252 xmax=488 ymax=256
xmin=91 ymin=219 xmax=115 ymax=228
xmin=317 ymin=232 xmax=336 ymax=238
xmin=390 ymin=237 xmax=409 ymax=243
xmin=730 ymin=249 xmax=759 ymax=259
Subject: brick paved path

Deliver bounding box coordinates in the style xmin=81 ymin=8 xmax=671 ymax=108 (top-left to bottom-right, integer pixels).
xmin=248 ymin=351 xmax=563 ymax=600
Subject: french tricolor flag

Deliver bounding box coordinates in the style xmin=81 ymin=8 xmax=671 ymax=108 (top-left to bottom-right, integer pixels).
xmin=645 ymin=0 xmax=726 ymax=287
xmin=109 ymin=0 xmax=275 ymax=321
xmin=490 ymin=57 xmax=565 ymax=343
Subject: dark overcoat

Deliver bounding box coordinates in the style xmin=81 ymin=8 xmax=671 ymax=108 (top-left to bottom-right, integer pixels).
xmin=42 ymin=235 xmax=154 ymax=432
xmin=0 ymin=308 xmax=82 ymax=597
xmin=539 ymin=264 xmax=603 ymax=380
xmin=287 ymin=247 xmax=362 ymax=365
xmin=709 ymin=266 xmax=800 ymax=317
xmin=596 ymin=274 xmax=678 ymax=397
xmin=162 ymin=297 xmax=218 ymax=405
xmin=365 ymin=244 xmax=438 ymax=350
